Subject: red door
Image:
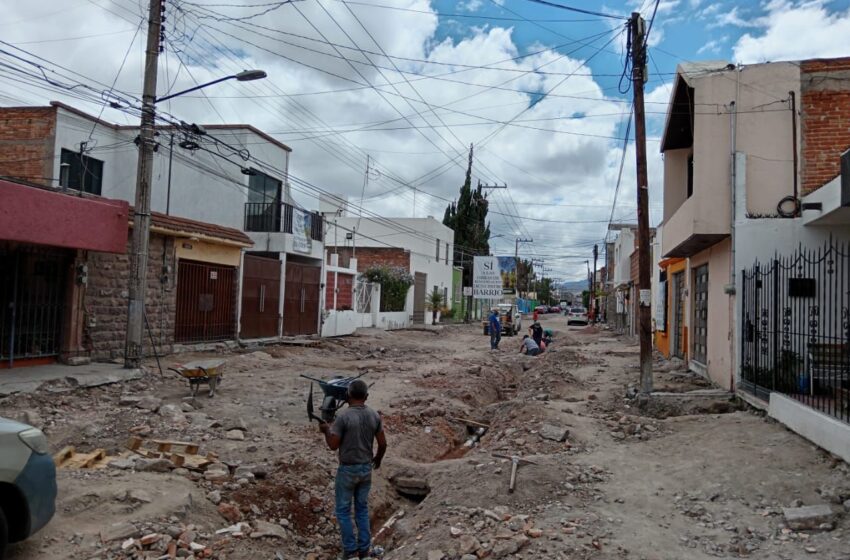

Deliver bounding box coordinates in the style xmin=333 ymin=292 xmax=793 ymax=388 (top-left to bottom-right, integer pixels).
xmin=283 ymin=262 xmax=321 ymax=336
xmin=240 ymin=255 xmax=281 ymax=339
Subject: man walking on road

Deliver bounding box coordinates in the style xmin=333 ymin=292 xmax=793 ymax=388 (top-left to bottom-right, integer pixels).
xmin=319 ymin=380 xmax=388 ymax=559
xmin=489 ymin=309 xmax=501 ymax=350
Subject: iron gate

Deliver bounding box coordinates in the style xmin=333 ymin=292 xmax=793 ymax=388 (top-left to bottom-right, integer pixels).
xmin=175 ymin=260 xmax=237 ymax=343
xmin=693 ymin=265 xmax=709 ymax=364
xmin=0 ymin=246 xmax=70 ymax=367
xmin=741 ymin=239 xmax=850 ymax=423
xmin=356 ymin=281 xmax=374 ymax=313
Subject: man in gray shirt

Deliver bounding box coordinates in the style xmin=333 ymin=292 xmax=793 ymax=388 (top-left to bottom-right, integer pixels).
xmin=320 ymin=380 xmax=387 ymax=559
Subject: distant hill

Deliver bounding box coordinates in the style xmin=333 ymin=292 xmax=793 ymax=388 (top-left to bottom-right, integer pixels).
xmin=559 ymin=280 xmax=588 ymax=292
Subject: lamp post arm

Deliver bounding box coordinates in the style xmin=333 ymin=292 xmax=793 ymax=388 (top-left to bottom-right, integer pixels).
xmin=156 ymin=75 xmax=234 ymax=104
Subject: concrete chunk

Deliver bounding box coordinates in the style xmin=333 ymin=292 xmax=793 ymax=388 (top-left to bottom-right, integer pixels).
xmin=782 ymin=504 xmax=839 ymax=531
xmin=540 ymin=424 xmax=569 ymax=442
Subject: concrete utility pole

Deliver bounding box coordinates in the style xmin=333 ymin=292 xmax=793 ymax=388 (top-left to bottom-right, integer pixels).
xmin=515 ymin=237 xmax=533 ymax=297
xmin=124 ymin=0 xmax=164 ymax=368
xmin=630 ymin=11 xmax=653 ymax=394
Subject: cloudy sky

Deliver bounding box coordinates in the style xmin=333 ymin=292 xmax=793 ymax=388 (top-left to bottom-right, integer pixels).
xmin=2 ymin=0 xmax=849 ymax=280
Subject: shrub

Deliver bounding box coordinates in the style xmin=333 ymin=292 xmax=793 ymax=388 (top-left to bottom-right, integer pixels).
xmin=362 ymin=266 xmax=413 ymax=312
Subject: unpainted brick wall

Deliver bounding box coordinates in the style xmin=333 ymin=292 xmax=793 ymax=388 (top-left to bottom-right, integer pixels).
xmin=0 ymin=107 xmax=56 ymax=186
xmin=325 ymin=271 xmax=355 ymax=310
xmin=800 ymin=58 xmax=850 ymax=195
xmin=326 ymin=247 xmax=411 ymax=272
xmin=85 ymin=232 xmax=177 ymax=360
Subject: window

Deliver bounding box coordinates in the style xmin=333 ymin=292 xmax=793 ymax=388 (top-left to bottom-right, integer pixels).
xmin=445 ymin=242 xmax=449 ymax=264
xmin=60 ymin=148 xmax=103 ymax=195
xmin=248 ymin=170 xmax=282 ymax=204
xmin=686 ymin=154 xmax=694 ymax=199
xmin=436 ymin=239 xmax=440 ymax=260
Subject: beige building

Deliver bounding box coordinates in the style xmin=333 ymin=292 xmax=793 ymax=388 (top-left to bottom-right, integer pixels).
xmin=659 ymin=57 xmax=850 ymax=397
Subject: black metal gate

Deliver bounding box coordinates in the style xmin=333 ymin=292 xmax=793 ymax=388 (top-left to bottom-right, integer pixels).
xmin=672 ymin=271 xmax=685 ymax=359
xmin=741 ymin=239 xmax=850 ymax=423
xmin=693 ymin=265 xmax=709 ymax=364
xmin=0 ymin=245 xmax=70 ymax=367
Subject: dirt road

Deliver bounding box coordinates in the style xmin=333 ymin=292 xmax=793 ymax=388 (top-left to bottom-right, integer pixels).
xmin=3 ymin=315 xmax=849 ymax=559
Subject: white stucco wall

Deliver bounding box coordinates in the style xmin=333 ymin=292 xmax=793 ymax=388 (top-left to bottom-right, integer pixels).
xmin=326 ymin=216 xmax=455 ymax=312
xmin=50 ymin=107 xmax=292 ymax=232
xmin=612 ymin=229 xmax=635 ymax=286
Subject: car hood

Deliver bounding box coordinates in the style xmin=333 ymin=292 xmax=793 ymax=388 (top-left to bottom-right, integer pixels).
xmin=0 ymin=416 xmax=31 ymax=435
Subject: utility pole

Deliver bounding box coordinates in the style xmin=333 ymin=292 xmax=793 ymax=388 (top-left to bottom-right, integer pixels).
xmin=631 ymin=11 xmax=653 ymax=394
xmin=515 ymin=237 xmax=532 ymax=298
xmin=592 ymin=244 xmax=598 ymax=322
xmin=124 ymin=0 xmax=164 ymax=368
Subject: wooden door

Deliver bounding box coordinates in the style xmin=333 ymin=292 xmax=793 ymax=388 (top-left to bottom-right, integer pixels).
xmin=240 ymin=255 xmax=281 ymax=339
xmin=300 ymin=265 xmax=321 ymax=335
xmin=283 ymin=263 xmax=302 ymax=336
xmin=412 ymin=272 xmax=426 ymax=323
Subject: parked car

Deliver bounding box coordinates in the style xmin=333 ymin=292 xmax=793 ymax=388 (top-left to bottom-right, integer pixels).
xmin=566 ymin=306 xmax=589 ymax=325
xmin=482 ymin=303 xmax=522 ymax=336
xmin=0 ymin=417 xmax=57 ymax=558
xmin=535 ymin=305 xmax=549 ymax=314
xmin=550 ymin=305 xmax=562 ymax=314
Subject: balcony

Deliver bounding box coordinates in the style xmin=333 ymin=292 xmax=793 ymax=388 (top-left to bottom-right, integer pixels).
xmin=661 ymin=194 xmax=729 ymax=258
xmin=244 ymin=202 xmax=324 ymax=241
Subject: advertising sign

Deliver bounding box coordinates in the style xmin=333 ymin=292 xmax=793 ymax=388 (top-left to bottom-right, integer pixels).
xmin=472 ymin=256 xmax=501 ymax=299
xmin=292 ymin=209 xmax=313 ymax=254
xmin=655 ymin=280 xmax=666 ymax=331
xmin=473 ymin=256 xmax=517 ymax=299
xmin=497 ymin=256 xmax=517 ymax=295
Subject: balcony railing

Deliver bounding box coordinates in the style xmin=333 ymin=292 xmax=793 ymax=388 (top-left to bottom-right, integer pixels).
xmin=244 ymin=202 xmax=323 ymax=242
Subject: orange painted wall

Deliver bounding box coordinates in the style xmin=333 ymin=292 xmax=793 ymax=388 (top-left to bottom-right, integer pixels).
xmin=654 ymin=259 xmax=687 ymax=358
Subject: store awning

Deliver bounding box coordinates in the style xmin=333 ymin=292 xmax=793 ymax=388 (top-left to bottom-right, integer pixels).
xmin=0 ymin=180 xmax=129 ymax=253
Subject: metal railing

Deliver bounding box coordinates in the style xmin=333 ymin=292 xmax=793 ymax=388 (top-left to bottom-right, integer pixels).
xmin=244 ymin=202 xmax=323 ymax=241
xmin=740 ymin=238 xmax=850 ymax=424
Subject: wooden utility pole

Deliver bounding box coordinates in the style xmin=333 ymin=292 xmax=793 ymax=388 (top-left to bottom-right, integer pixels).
xmin=125 ymin=0 xmax=164 ymax=368
xmin=631 ymin=12 xmax=653 ymax=394
xmin=592 ymin=244 xmax=598 ymax=321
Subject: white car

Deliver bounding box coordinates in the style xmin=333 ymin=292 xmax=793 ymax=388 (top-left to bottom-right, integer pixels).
xmin=566 ymin=307 xmax=589 ymax=325
xmin=0 ymin=417 xmax=57 ymax=558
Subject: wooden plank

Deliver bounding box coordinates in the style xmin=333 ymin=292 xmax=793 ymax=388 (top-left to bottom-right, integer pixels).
xmin=65 ymin=449 xmax=106 ymax=469
xmin=126 ymin=436 xmax=143 ymax=451
xmin=53 ymin=446 xmax=75 ymax=467
xmin=151 ymin=440 xmax=200 ymax=454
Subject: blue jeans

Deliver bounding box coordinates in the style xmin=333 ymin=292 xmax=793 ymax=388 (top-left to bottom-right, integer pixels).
xmin=335 ymin=463 xmax=372 ymax=556
xmin=490 ymin=329 xmax=501 ymax=349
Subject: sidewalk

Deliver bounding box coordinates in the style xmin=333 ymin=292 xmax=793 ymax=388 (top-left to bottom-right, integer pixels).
xmin=0 ymin=362 xmax=142 ymax=396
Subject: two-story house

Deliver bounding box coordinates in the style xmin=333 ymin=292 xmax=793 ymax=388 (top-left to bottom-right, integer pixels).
xmin=659 ymin=57 xmax=850 ymax=460
xmin=0 ymin=101 xmax=325 ymax=366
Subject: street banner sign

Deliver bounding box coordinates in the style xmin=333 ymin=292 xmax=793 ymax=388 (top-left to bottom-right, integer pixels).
xmin=292 ymin=209 xmax=312 ymax=254
xmin=497 ymin=256 xmax=517 ymax=295
xmin=473 ymin=256 xmax=516 ymax=298
xmin=473 ymin=256 xmax=501 ymax=299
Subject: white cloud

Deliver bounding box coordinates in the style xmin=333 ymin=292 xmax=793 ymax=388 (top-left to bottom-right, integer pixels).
xmin=458 ymin=0 xmax=484 ymax=12
xmin=0 ymin=0 xmax=647 ymax=280
xmin=710 ymin=6 xmax=759 ymax=28
xmin=732 ymin=1 xmax=850 ymax=62
xmin=697 ymin=39 xmax=720 ymax=54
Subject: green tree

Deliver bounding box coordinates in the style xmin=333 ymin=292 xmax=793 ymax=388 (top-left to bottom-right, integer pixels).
xmin=443 ymin=144 xmax=490 ymax=284
xmin=538 ymin=277 xmax=555 ymax=305
xmin=516 ymin=259 xmax=534 ymax=297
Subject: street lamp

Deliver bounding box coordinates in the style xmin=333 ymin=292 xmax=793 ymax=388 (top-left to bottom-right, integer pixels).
xmin=123 ymin=57 xmax=268 ymax=367
xmin=156 ymin=70 xmax=267 ymax=103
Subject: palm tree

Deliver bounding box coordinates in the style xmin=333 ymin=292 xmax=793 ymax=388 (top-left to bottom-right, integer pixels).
xmin=426 ymin=287 xmax=444 ymax=323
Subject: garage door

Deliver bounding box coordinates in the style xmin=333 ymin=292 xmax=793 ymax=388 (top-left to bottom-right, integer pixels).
xmin=240 ymin=255 xmax=281 ymax=339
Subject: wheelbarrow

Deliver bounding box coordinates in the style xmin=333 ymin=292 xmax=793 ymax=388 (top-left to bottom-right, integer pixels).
xmin=301 ymin=372 xmax=367 ymax=423
xmin=168 ymin=359 xmax=225 ymax=397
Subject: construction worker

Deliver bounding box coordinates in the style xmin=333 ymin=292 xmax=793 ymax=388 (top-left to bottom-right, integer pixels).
xmin=489 ymin=309 xmax=502 ymax=350
xmin=319 ymin=380 xmax=388 ymax=559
